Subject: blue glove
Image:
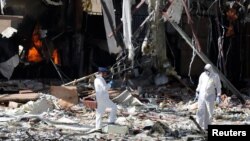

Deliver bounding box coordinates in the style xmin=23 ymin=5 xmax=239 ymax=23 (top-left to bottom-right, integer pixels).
xmin=216 ymin=96 xmax=221 ymax=104
xmin=108 ymin=80 xmax=114 ymax=88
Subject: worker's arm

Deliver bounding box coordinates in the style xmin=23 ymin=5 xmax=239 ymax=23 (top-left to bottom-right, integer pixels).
xmin=196 ymin=73 xmax=203 ymax=94
xmin=98 ymin=77 xmax=110 ymax=91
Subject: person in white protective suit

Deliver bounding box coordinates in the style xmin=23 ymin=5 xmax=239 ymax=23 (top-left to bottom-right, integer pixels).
xmin=196 ymin=64 xmax=222 ymax=130
xmin=94 ymin=67 xmax=117 ymax=130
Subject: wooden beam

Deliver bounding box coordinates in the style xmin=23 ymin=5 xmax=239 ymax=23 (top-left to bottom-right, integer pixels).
xmin=0 ymin=93 xmax=39 ymax=103
xmin=170 ymin=21 xmax=245 ymax=104
xmin=62 ymin=72 xmax=97 ymax=86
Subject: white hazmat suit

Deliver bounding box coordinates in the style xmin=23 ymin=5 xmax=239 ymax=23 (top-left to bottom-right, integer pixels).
xmin=196 ymin=64 xmax=221 ymax=130
xmin=94 ymin=74 xmax=117 ymax=130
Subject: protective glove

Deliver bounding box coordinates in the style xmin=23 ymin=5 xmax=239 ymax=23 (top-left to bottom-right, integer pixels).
xmin=216 ymin=95 xmax=221 ymax=104
xmin=108 ymin=80 xmax=114 ymax=88
xmin=193 ymin=91 xmax=199 ymax=102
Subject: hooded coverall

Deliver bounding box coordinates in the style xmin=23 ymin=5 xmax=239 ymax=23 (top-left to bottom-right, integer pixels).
xmin=196 ymin=64 xmax=221 ymax=130
xmin=94 ymin=74 xmax=117 ymax=129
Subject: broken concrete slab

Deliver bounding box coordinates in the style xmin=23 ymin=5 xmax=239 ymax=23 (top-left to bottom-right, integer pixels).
xmin=115 ymin=117 xmax=129 ymax=126
xmin=8 ymin=101 xmax=22 ymax=108
xmin=144 ymin=119 xmax=154 ymax=127
xmin=102 ymin=124 xmax=129 ymax=135
xmin=6 ymin=98 xmax=54 ymax=115
xmin=1 ymin=27 xmax=17 ymax=38
xmin=28 ymin=99 xmax=54 ymax=115
xmin=50 ymin=86 xmax=78 ymax=109
xmin=134 ymin=133 xmax=155 ymax=141
xmin=0 ymin=15 xmax=23 ymax=33
xmin=144 ymin=104 xmax=159 ymax=111
xmin=0 ymin=92 xmax=248 ymax=140
xmin=112 ymin=90 xmax=144 ymax=106
xmin=0 ymin=116 xmax=16 ymax=122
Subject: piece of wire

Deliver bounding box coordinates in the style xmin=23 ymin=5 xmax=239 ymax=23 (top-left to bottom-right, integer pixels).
xmin=188 ymin=39 xmax=196 ymax=84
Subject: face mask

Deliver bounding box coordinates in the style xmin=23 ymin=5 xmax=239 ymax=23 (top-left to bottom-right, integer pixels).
xmin=204 ymin=69 xmax=210 ymax=76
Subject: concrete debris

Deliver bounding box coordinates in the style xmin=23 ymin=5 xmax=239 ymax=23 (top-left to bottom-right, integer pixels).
xmin=49 ymin=122 xmax=93 ymax=131
xmin=118 ymin=106 xmax=138 ymax=116
xmin=28 ymin=98 xmax=54 ymax=115
xmin=1 ymin=27 xmax=17 ymax=38
xmin=8 ymin=101 xmax=22 ymax=108
xmin=134 ymin=133 xmax=155 ymax=141
xmin=112 ymin=90 xmax=144 ymax=106
xmin=185 ymin=135 xmax=206 ymax=141
xmin=148 ymin=121 xmax=170 ymax=136
xmin=145 ymin=103 xmax=159 ymax=111
xmin=0 ymin=116 xmax=16 ymax=122
xmin=116 ymin=117 xmax=129 ymax=126
xmin=5 ymin=97 xmax=54 ymax=115
xmin=0 ymin=54 xmax=19 ymax=80
xmin=0 ymin=80 xmax=249 ymax=140
xmin=144 ymin=119 xmax=154 ymax=127
xmin=103 ymin=124 xmax=129 ymax=135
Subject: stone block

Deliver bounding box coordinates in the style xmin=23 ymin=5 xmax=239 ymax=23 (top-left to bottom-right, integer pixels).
xmin=8 ymin=101 xmax=22 ymax=108
xmin=103 ymin=125 xmax=129 ymax=135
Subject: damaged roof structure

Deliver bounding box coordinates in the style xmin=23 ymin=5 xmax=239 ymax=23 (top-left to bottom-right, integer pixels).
xmin=0 ymin=0 xmax=250 ymax=140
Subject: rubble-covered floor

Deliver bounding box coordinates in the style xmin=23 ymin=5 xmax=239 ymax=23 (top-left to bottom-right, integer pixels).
xmin=0 ymin=80 xmax=250 ymax=141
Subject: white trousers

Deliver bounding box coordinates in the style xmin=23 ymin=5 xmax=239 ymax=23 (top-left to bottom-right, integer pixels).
xmin=96 ymin=98 xmax=117 ymax=129
xmin=196 ymin=93 xmax=216 ymax=130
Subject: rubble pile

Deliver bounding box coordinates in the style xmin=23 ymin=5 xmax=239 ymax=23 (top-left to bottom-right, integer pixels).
xmin=0 ymin=80 xmax=249 ymax=140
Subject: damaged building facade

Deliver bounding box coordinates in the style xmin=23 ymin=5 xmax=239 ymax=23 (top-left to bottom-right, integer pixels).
xmin=0 ymin=0 xmax=249 ymax=88
xmin=0 ymin=0 xmax=250 ymax=140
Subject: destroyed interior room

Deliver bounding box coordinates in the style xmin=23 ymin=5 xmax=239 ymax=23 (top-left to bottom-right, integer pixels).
xmin=0 ymin=0 xmax=250 ymax=140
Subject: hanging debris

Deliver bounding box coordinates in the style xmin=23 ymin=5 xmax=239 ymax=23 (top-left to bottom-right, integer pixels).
xmin=101 ymin=0 xmax=121 ymax=54
xmin=122 ymin=0 xmax=134 ymax=61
